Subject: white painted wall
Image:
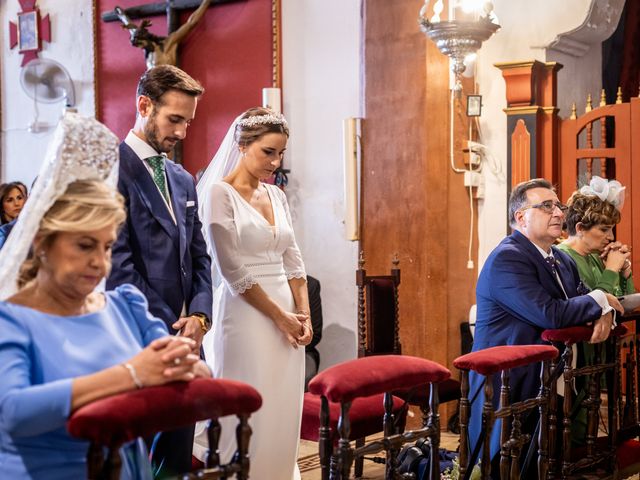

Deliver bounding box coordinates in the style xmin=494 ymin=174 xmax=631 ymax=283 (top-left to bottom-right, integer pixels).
xmin=281 ymin=0 xmax=361 ymax=369
xmin=474 ymin=0 xmax=602 ymax=266
xmin=1 ymin=0 xmax=95 ymax=185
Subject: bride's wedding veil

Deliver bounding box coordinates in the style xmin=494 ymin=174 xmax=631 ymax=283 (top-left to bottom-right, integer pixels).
xmin=195 ymin=114 xmax=242 ymax=289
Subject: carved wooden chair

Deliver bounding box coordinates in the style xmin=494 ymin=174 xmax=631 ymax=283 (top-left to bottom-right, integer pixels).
xmin=67 ymin=378 xmax=262 ymax=480
xmin=357 ymin=253 xmax=461 ymax=423
xmin=306 ymin=354 xmax=451 ymax=480
xmin=301 ymin=255 xmax=408 ymax=478
xmin=542 ymin=324 xmax=640 ymax=479
xmin=609 ymin=327 xmax=640 ymax=479
xmin=454 ymin=344 xmax=559 ymax=480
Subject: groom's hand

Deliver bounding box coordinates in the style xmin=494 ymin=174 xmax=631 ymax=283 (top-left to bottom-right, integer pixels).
xmin=172 ymin=316 xmax=204 ymax=352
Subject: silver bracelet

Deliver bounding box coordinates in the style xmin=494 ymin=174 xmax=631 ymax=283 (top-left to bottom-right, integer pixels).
xmin=122 ymin=362 xmax=143 ymax=389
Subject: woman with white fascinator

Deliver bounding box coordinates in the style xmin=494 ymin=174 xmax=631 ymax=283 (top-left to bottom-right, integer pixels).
xmin=558 ymin=176 xmax=634 ymax=296
xmin=194 ymin=107 xmax=311 ymax=479
xmin=0 ymin=113 xmax=210 ymax=479
xmin=557 ymin=175 xmax=634 ymax=444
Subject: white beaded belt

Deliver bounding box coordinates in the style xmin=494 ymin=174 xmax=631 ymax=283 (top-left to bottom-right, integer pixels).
xmin=244 ymin=261 xmax=286 ymax=278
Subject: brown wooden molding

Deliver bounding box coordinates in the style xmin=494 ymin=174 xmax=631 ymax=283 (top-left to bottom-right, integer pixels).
xmin=496 ymin=60 xmax=546 ymax=107
xmin=494 ymin=60 xmax=539 ymax=69
xmin=271 ymin=0 xmax=281 ymax=88
xmin=503 ymin=106 xmax=542 ymax=115
xmin=511 ymin=119 xmax=532 ymax=187
xmin=500 ymin=59 xmax=563 ymax=190
xmin=540 ymin=62 xmax=563 ymax=107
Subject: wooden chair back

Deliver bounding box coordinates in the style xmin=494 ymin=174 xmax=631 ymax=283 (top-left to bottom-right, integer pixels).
xmin=356 ymin=252 xmax=401 ymax=357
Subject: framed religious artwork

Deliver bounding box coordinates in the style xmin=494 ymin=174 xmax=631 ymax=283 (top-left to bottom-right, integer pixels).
xmin=467 ymin=94 xmax=482 ymax=117
xmin=9 ymin=4 xmax=50 ymax=66
xmin=18 ymin=10 xmax=39 ymax=52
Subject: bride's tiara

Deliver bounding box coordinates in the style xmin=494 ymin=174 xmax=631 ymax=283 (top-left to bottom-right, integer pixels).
xmin=237 ymin=113 xmax=288 ymax=128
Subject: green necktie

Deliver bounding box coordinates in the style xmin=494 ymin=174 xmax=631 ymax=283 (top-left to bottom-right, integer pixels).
xmin=146 ymin=155 xmax=169 ymax=203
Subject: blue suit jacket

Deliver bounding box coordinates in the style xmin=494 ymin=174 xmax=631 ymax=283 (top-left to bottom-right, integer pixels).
xmin=107 ymin=143 xmax=212 ymax=331
xmin=468 ymin=230 xmax=602 ymax=464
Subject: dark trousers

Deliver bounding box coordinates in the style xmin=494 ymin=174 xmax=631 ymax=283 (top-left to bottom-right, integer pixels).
xmin=150 ymin=424 xmax=195 ymax=478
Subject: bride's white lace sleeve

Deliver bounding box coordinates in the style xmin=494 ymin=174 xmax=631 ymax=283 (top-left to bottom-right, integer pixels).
xmin=202 ymin=183 xmax=257 ymax=295
xmin=274 ymin=187 xmax=306 ymax=281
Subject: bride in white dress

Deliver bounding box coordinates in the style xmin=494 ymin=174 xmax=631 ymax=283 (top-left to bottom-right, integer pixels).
xmin=193 ymin=107 xmax=312 ymax=480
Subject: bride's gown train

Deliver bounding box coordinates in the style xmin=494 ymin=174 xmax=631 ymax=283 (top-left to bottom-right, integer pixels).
xmin=194 ymin=181 xmax=305 ymax=480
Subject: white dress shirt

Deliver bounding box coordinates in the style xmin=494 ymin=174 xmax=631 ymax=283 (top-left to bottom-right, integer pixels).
xmin=124 ymin=131 xmax=176 ymax=224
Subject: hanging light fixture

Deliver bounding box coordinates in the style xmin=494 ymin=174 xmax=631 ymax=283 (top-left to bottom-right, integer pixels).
xmin=419 ymin=0 xmax=500 ymax=91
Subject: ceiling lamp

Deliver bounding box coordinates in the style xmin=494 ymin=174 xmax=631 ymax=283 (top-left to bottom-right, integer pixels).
xmin=419 ymin=0 xmax=500 ymax=91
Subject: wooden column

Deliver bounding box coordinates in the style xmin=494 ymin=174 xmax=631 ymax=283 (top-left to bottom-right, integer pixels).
xmin=362 ymin=0 xmax=477 ymax=422
xmin=495 ymin=60 xmax=562 ymax=194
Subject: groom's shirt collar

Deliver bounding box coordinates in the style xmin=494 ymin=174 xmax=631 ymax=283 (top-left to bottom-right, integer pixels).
xmin=125 ymin=130 xmax=162 ymax=162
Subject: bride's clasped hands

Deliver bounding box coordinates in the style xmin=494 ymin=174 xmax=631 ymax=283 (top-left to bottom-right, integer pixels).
xmin=273 ymin=309 xmax=312 ymax=348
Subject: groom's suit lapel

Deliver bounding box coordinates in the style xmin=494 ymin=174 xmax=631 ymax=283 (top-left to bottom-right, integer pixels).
xmin=121 ymin=144 xmax=179 ymax=250
xmin=166 ymin=162 xmax=188 ymax=262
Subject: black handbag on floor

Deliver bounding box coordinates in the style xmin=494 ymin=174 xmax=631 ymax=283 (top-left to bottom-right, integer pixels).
xmin=397 ymin=438 xmax=458 ymax=479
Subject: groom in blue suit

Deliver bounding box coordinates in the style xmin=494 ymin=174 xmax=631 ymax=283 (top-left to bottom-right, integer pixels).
xmin=468 ymin=178 xmax=622 ymax=475
xmin=107 ymin=65 xmax=212 ymax=477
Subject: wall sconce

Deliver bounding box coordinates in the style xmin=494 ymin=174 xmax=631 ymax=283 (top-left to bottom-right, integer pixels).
xmin=419 ymin=0 xmax=500 ymax=92
xmin=343 ymin=117 xmax=361 ymax=241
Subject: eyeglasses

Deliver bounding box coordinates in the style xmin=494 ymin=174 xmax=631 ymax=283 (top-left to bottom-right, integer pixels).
xmin=519 ymin=200 xmax=568 ymax=214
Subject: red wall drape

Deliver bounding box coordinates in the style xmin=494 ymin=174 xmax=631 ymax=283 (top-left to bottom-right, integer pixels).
xmin=95 ymin=0 xmax=275 ymax=175
xmin=620 ymin=0 xmax=640 ymax=101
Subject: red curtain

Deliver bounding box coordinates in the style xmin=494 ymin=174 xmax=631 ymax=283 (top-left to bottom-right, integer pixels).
xmin=620 ymin=0 xmax=640 ymax=101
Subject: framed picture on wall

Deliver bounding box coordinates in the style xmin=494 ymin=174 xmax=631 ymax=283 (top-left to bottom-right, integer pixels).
xmin=467 ymin=94 xmax=482 ymax=117
xmin=18 ymin=11 xmax=39 ymax=52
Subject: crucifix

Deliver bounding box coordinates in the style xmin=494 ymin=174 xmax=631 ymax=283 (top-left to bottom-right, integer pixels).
xmin=102 ymin=0 xmax=241 ymax=69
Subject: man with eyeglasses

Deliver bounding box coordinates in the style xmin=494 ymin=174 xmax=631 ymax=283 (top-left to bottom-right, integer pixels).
xmin=467 ymin=178 xmax=623 ymax=474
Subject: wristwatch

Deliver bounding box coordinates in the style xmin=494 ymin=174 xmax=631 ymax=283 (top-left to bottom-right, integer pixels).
xmin=191 ymin=312 xmax=211 ymax=334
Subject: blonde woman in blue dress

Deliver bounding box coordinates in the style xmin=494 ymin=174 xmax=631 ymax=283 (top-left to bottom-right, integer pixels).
xmin=194 ymin=107 xmax=312 ymax=479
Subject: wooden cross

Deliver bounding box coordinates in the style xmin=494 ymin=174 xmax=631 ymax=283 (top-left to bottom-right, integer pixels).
xmin=102 ymin=0 xmax=242 ymax=68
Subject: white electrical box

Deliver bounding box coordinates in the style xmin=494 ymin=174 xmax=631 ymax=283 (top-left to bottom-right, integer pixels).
xmin=464 ymin=171 xmax=481 ymax=187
